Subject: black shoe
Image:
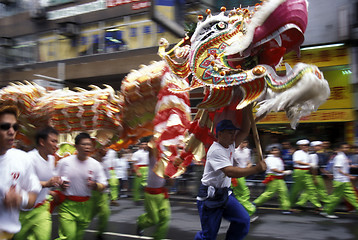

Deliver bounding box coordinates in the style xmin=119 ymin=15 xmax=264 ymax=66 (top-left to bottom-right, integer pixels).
xmin=110 ymin=200 xmax=120 ymax=206
xmin=136 ymin=225 xmax=144 ymax=236
xmin=96 ymin=234 xmax=104 ymax=240
xmin=295 ymin=205 xmax=307 ymax=211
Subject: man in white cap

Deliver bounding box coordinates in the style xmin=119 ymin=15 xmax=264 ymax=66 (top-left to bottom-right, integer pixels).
xmin=231 ymin=139 xmax=258 ymax=222
xmin=321 ymin=142 xmax=358 ymax=218
xmin=289 ymin=139 xmax=322 ymax=211
xmin=253 ymin=146 xmax=293 ymax=214
xmin=297 ymin=141 xmax=330 ymax=206
xmin=195 ymin=118 xmax=266 ymax=240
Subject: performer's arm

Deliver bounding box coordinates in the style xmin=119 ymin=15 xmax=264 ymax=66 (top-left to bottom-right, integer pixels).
xmin=234 ymin=105 xmax=252 ymax=148
xmin=4 ymin=188 xmax=38 ymax=209
xmin=337 ymin=167 xmax=356 ymax=180
xmin=221 ymin=161 xmax=266 ymax=178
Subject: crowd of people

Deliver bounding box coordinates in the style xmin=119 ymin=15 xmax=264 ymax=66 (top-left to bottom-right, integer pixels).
xmin=1 ymin=105 xmax=358 ymax=240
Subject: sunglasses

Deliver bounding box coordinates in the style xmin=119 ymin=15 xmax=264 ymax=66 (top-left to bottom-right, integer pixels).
xmin=0 ymin=123 xmax=19 ymax=131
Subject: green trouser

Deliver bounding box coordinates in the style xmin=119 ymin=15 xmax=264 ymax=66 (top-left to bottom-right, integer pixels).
xmin=232 ymin=177 xmax=256 ymax=216
xmin=109 ymin=170 xmax=119 ymax=201
xmin=91 ymin=191 xmax=110 ymax=235
xmin=324 ymin=181 xmax=358 ymax=215
xmin=253 ymin=177 xmax=291 ymax=211
xmin=57 ymin=198 xmax=93 ymax=240
xmin=14 ymin=202 xmax=51 ymax=240
xmin=133 ymin=166 xmax=148 ymax=202
xmin=290 ymin=169 xmax=322 ymax=208
xmin=297 ymin=175 xmax=329 ymax=205
xmin=137 ymin=191 xmax=171 ymax=240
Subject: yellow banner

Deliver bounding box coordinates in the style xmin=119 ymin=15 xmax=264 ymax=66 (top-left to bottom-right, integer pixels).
xmin=318 ymin=69 xmax=352 ymax=109
xmin=278 ymin=46 xmax=349 ymax=70
xmin=257 ymin=109 xmax=354 ymax=124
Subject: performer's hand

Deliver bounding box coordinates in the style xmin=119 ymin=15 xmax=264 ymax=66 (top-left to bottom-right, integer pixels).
xmin=46 ymin=176 xmax=62 ymax=188
xmin=350 ymin=176 xmax=356 ymax=181
xmin=88 ymin=178 xmax=97 ymax=190
xmin=60 ymin=176 xmax=70 ymax=190
xmin=4 ymin=186 xmax=21 ymax=209
xmin=173 ymin=157 xmax=183 ymax=167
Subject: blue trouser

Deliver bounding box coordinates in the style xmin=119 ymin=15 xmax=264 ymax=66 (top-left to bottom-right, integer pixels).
xmin=195 ymin=194 xmax=250 ymax=240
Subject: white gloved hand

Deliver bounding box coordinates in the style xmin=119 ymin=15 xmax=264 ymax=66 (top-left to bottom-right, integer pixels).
xmin=310 ymin=163 xmax=318 ymax=169
xmin=283 ymin=170 xmax=292 ymax=175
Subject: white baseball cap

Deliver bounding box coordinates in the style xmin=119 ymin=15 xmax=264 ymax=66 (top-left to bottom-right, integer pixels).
xmin=296 ymin=139 xmax=310 ymax=145
xmin=310 ymin=141 xmax=323 ymax=147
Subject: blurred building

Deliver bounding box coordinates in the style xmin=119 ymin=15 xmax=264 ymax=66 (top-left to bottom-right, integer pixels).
xmin=0 ymin=0 xmax=357 ymax=145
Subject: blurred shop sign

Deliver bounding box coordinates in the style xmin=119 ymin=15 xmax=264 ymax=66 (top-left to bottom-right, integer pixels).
xmin=257 ymin=109 xmax=354 ymax=124
xmin=107 ymin=0 xmax=151 ymax=9
xmin=48 ymin=0 xmax=106 ymax=20
xmin=277 ymin=46 xmax=349 ymax=71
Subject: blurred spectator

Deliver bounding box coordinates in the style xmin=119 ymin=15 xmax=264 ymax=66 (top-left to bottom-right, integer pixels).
xmin=349 ymin=145 xmax=358 ymax=174
xmin=281 ymin=141 xmax=294 ymax=170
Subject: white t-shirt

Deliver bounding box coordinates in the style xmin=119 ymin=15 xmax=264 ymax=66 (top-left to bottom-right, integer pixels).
xmin=293 ymin=150 xmax=311 ymax=169
xmin=0 ymin=148 xmax=41 ymax=233
xmin=115 ymin=157 xmax=129 ymax=180
xmin=103 ymin=149 xmax=117 ymax=179
xmin=265 ymin=154 xmax=284 ymax=176
xmin=132 ymin=149 xmax=149 ymax=166
xmin=333 ymin=152 xmax=350 ymax=183
xmin=22 ymin=149 xmax=56 ymax=210
xmin=101 ymin=160 xmax=111 ymax=180
xmin=201 ymin=142 xmax=235 ymax=188
xmin=56 ymin=155 xmax=107 ymax=197
xmin=234 ymin=147 xmax=251 ymax=168
xmin=309 ymin=153 xmax=319 ymax=166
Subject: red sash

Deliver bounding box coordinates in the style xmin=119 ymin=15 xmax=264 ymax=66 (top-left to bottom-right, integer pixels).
xmin=262 ymin=175 xmax=284 ymax=184
xmin=67 ymin=195 xmax=90 ymax=202
xmin=34 ymin=200 xmax=47 ymax=208
xmin=294 ymin=167 xmax=310 ymax=170
xmin=231 ymin=178 xmax=238 ymax=187
xmin=145 ymin=187 xmax=169 ymax=199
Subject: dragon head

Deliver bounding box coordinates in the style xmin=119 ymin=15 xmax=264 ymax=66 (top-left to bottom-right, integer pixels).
xmin=160 ymin=0 xmax=308 ymax=90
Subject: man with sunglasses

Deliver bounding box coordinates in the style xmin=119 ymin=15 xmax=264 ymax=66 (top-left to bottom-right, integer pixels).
xmin=0 ymin=105 xmax=41 ymax=239
xmin=289 ymin=139 xmax=322 ymax=211
xmin=14 ymin=126 xmax=64 ymax=240
xmin=55 ymin=132 xmax=107 ymax=239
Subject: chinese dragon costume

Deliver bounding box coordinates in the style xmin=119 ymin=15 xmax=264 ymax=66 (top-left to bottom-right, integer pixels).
xmin=0 ymin=0 xmax=330 ymax=177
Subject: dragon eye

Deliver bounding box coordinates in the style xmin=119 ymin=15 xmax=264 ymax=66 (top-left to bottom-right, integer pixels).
xmin=215 ymin=21 xmax=227 ymax=30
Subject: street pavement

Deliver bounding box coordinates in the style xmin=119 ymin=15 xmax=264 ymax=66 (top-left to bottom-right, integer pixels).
xmin=51 ymin=196 xmax=358 ymax=240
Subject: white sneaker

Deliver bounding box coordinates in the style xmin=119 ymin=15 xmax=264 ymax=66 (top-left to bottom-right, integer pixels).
xmin=250 ymin=215 xmax=259 ymax=223
xmin=320 ymin=212 xmax=339 ymax=219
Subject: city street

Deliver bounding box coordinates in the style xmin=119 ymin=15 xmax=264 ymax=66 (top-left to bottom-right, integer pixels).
xmin=51 ymin=198 xmax=358 ymax=240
